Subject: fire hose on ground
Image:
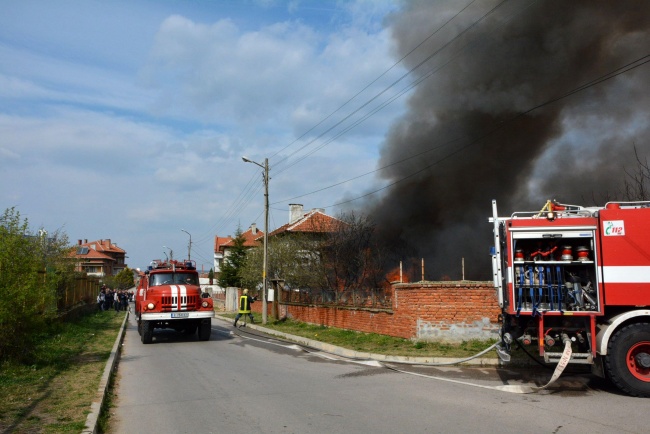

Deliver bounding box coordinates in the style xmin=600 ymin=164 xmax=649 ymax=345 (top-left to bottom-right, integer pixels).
xmin=230 ymin=321 xmax=574 ymax=394
xmin=381 ymin=339 xmax=572 ymax=394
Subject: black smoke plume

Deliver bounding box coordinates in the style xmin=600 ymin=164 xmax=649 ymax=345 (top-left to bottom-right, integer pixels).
xmin=362 ymin=0 xmax=650 ymax=280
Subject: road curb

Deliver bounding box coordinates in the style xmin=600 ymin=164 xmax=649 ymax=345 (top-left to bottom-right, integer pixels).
xmin=82 ymin=311 xmax=129 ymax=434
xmin=215 ymin=314 xmax=501 ymax=366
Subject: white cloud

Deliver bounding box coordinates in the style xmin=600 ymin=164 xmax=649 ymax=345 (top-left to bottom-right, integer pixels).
xmin=0 ymin=0 xmax=404 ymax=271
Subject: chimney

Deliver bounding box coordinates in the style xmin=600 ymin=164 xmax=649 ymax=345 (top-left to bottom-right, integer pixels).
xmin=78 ymin=239 xmax=82 ymax=245
xmin=250 ymin=223 xmax=257 ymax=234
xmin=289 ymin=204 xmax=304 ymax=224
xmin=84 ymin=239 xmax=88 ymax=243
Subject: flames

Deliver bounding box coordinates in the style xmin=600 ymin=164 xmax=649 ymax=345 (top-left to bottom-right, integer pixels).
xmin=385 ymin=266 xmax=409 ymax=284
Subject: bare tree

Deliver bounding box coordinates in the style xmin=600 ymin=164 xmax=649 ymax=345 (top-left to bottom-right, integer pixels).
xmin=621 ymin=145 xmax=650 ymax=201
xmin=317 ymin=211 xmax=389 ymax=291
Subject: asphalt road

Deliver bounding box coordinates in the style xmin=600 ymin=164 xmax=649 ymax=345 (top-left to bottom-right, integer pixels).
xmin=110 ymin=315 xmax=650 ymax=434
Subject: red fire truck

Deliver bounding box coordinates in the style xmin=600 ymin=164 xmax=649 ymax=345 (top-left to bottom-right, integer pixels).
xmin=135 ymin=259 xmax=214 ymax=344
xmin=490 ymin=199 xmax=650 ymax=396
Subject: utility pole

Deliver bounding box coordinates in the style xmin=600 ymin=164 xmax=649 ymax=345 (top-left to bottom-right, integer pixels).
xmin=242 ymin=156 xmax=269 ymax=324
xmin=262 ymin=158 xmax=269 ymax=325
xmin=181 ymin=229 xmax=192 ymax=261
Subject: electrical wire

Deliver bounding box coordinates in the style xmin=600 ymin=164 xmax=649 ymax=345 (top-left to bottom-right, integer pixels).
xmin=270 ymin=0 xmax=479 ymax=167
xmin=272 ymin=0 xmax=510 ymax=177
xmin=192 ymin=2 xmax=649 ymax=259
xmin=292 ymin=52 xmax=650 ymax=210
xmin=192 ymin=1 xmax=491 ymax=248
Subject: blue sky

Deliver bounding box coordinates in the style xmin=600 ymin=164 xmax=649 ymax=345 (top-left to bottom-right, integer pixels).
xmin=3 ymin=1 xmax=649 ymax=279
xmin=0 ymin=0 xmax=406 ymax=271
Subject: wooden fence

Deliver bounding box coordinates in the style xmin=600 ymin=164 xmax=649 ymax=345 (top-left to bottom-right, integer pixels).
xmin=37 ymin=271 xmax=101 ymax=312
xmin=61 ymin=275 xmax=101 ymax=311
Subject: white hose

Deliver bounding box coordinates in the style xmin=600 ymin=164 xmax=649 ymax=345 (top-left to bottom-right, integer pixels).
xmin=495 ymin=339 xmax=572 ymax=393
xmin=383 ymin=340 xmax=573 ymax=394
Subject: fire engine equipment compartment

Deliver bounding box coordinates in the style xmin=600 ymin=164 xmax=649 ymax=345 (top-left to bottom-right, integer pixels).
xmin=510 ymin=230 xmax=599 ymax=314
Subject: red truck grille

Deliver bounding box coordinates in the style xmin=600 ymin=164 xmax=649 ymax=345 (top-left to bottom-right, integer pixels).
xmin=161 ymin=295 xmax=198 ymax=309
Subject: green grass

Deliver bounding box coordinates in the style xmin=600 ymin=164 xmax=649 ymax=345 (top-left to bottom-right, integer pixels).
xmin=0 ymin=310 xmax=125 ymax=433
xmin=225 ymin=314 xmax=497 ymax=358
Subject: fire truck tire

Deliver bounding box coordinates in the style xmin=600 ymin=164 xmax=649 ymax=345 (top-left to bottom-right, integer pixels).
xmin=198 ymin=321 xmax=211 ymax=341
xmin=605 ymin=322 xmax=650 ymax=397
xmin=141 ymin=320 xmax=153 ymax=344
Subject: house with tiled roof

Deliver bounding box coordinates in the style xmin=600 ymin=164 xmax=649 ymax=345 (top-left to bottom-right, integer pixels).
xmin=213 ymin=223 xmax=264 ymax=274
xmin=212 ymin=206 xmax=342 ymax=287
xmin=71 ymin=238 xmax=128 ymax=278
xmin=268 ymin=204 xmax=343 ymax=239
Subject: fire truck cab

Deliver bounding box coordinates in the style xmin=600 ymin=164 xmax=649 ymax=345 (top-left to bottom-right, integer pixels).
xmin=490 ymin=199 xmax=650 ymax=396
xmin=136 ymin=259 xmax=214 ymax=344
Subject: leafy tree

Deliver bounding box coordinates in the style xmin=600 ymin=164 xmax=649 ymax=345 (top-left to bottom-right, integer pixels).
xmin=111 ymin=267 xmax=135 ymax=289
xmin=240 ymin=233 xmax=325 ymax=291
xmin=240 ymin=211 xmax=390 ymax=292
xmin=0 ymin=207 xmax=73 ymax=361
xmin=104 ymin=267 xmax=136 ymax=290
xmin=208 ymin=268 xmax=214 ymax=284
xmin=217 ymin=227 xmax=248 ymax=288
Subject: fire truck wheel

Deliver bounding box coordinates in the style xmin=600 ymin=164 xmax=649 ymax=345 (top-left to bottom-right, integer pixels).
xmin=198 ymin=321 xmax=211 ymax=341
xmin=137 ymin=318 xmax=142 ymax=336
xmin=606 ymin=322 xmax=650 ymax=397
xmin=141 ymin=320 xmax=153 ymax=344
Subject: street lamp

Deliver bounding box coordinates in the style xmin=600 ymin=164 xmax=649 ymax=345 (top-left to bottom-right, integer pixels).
xmin=242 ymin=156 xmax=269 ymax=324
xmin=163 ymin=245 xmax=173 ymax=261
xmin=181 ymin=229 xmax=192 ymax=261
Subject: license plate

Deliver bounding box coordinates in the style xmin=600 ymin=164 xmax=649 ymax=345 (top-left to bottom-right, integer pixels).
xmin=171 ymin=312 xmax=189 ymax=318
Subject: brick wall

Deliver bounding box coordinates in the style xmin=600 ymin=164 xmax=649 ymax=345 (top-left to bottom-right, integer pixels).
xmin=248 ymin=282 xmax=501 ymax=342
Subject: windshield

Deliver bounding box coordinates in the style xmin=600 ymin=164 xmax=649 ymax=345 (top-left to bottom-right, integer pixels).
xmin=150 ymin=273 xmax=198 ymax=286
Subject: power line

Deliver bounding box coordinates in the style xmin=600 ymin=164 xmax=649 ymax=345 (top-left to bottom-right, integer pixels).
xmin=194 ymin=0 xmax=529 ymax=249
xmin=194 ymin=1 xmax=489 ymax=246
xmin=269 ymin=0 xmax=480 ymax=169
xmin=319 ymin=53 xmax=650 ymax=209
xmin=275 ymin=0 xmax=509 ymax=177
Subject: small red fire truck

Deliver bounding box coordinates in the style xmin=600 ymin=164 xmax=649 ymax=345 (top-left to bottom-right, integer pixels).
xmin=135 ymin=259 xmax=214 ymax=344
xmin=490 ymin=199 xmax=650 ymax=396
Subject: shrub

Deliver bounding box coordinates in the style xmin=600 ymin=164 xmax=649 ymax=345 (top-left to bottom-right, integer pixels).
xmin=0 ymin=208 xmax=71 ymax=361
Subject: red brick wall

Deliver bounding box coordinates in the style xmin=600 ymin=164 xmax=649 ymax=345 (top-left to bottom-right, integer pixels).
xmin=250 ymin=282 xmax=501 ymax=342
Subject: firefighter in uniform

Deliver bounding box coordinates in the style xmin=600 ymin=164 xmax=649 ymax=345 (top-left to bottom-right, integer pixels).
xmin=234 ymin=288 xmax=255 ymax=327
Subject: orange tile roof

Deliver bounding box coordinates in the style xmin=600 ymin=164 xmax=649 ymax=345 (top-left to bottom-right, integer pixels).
xmin=70 ymin=246 xmax=115 ymax=261
xmin=269 ymin=209 xmax=343 ymax=237
xmin=215 ymin=226 xmax=264 ymax=252
xmin=214 ymin=236 xmax=233 ymax=252
xmin=79 ymin=239 xmax=125 ymax=254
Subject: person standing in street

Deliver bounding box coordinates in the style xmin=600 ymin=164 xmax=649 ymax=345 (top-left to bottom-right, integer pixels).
xmin=234 ymin=289 xmax=255 ymax=327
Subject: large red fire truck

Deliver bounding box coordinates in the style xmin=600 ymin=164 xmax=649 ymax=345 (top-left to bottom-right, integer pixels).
xmin=490 ymin=199 xmax=650 ymax=396
xmin=135 ymin=259 xmax=214 ymax=344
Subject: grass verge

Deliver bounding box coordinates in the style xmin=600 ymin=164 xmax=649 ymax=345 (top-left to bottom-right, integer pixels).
xmin=0 ymin=310 xmax=125 ymax=433
xmin=223 ymin=313 xmax=498 ymax=359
